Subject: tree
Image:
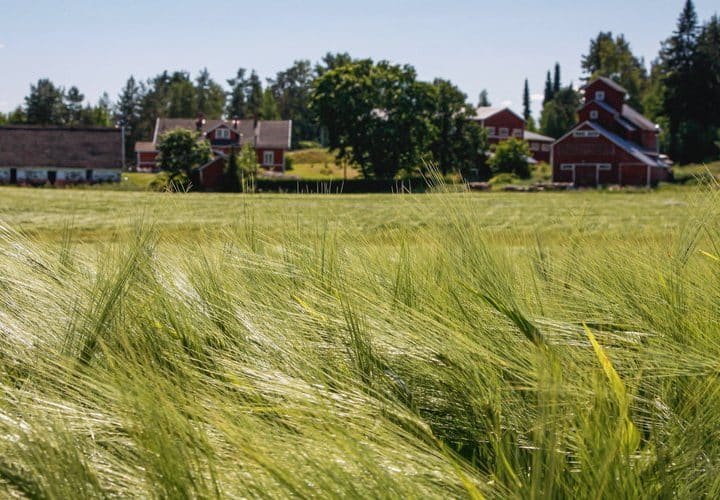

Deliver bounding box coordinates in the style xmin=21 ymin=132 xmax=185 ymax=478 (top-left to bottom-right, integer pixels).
xmin=260 ymin=88 xmax=280 ymax=120
xmin=478 ymin=89 xmax=491 ymax=106
xmin=489 ymin=138 xmax=531 ymax=178
xmin=694 ymin=15 xmax=720 ymax=160
xmin=195 ymin=68 xmax=225 ymax=119
xmin=7 ymin=106 xmax=26 ymax=124
xmin=25 ymin=78 xmax=66 ymax=125
xmin=429 ymin=79 xmax=473 ymax=175
xmin=661 ymin=0 xmax=700 ymax=162
xmin=540 ymin=86 xmax=580 ymax=139
xmin=313 ymin=59 xmax=435 ymax=179
xmin=246 ymin=70 xmax=263 ymax=118
xmin=115 ymin=76 xmax=143 ymax=158
xmin=166 ymin=75 xmax=197 ymax=118
xmin=553 ymin=63 xmax=561 ymax=94
xmin=268 ymin=60 xmax=316 ymax=142
xmin=156 ymin=128 xmax=212 ymax=182
xmin=226 ymin=68 xmax=249 ymax=118
xmin=315 ymin=52 xmax=353 ymax=76
xmin=522 ymin=78 xmax=532 ymax=122
xmin=581 ymin=32 xmax=648 ymax=110
xmin=65 ymin=86 xmax=84 ymax=125
xmin=543 ymin=71 xmax=554 ymax=104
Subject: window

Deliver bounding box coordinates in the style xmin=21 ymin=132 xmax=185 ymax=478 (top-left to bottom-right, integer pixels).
xmin=263 ymin=151 xmax=275 ymax=166
xmin=486 ymin=126 xmax=496 ymax=136
xmin=560 ymin=164 xmax=574 ymax=171
xmin=590 ymin=110 xmax=599 ymax=120
xmin=595 ymin=90 xmax=605 ymax=101
xmin=598 ymin=163 xmax=611 ymax=170
xmin=499 ymin=127 xmax=509 ymax=137
xmin=216 ymin=128 xmax=230 ymax=139
xmin=529 ymin=142 xmax=540 ymax=151
xmin=541 ymin=144 xmax=551 ymax=152
xmin=512 ymin=128 xmax=523 ymax=138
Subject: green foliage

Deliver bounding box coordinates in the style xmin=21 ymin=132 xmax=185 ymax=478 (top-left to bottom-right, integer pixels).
xmin=260 ymin=88 xmax=280 ymax=120
xmin=489 ymin=137 xmax=532 ymax=178
xmin=478 ymin=89 xmax=491 ymax=106
xmin=581 ymin=32 xmax=648 ymax=110
xmin=540 ymin=86 xmax=580 ymax=139
xmin=268 ymin=60 xmax=316 ymax=143
xmin=313 ymin=59 xmax=435 ymax=179
xmin=195 ymin=68 xmax=226 ymax=119
xmin=156 ymin=128 xmax=212 ymax=181
xmin=24 ymin=78 xmax=67 ymax=125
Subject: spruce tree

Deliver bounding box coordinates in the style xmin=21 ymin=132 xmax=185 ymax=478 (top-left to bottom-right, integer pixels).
xmin=553 ymin=63 xmax=561 ymax=94
xmin=246 ymin=71 xmax=264 ymax=118
xmin=226 ymin=68 xmax=248 ymax=118
xmin=543 ymin=71 xmax=554 ymax=104
xmin=522 ymin=79 xmax=531 ymax=122
xmin=478 ymin=89 xmax=491 ymax=107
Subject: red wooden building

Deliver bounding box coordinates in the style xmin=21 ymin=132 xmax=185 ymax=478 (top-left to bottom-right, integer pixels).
xmin=472 ymin=107 xmax=554 ymax=163
xmin=552 ymin=77 xmax=671 ymax=187
xmin=135 ymin=117 xmax=292 ymax=174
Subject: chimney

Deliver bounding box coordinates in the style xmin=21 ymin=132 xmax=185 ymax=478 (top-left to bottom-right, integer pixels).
xmin=195 ymin=114 xmax=206 ymax=132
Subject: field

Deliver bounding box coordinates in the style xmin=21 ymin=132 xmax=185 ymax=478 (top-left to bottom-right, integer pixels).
xmin=1 ymin=186 xmax=720 ymax=497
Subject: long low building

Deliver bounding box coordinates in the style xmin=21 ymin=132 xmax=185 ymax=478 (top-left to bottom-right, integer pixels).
xmin=0 ymin=126 xmax=123 ymax=185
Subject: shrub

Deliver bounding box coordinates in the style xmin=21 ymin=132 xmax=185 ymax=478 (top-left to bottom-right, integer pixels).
xmin=489 ymin=138 xmax=532 ymax=178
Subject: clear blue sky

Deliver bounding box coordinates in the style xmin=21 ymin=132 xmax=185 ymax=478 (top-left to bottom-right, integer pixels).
xmin=1 ymin=0 xmax=717 ymax=119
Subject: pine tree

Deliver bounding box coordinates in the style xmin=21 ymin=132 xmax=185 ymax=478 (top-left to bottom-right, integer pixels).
xmin=478 ymin=89 xmax=490 ymax=107
xmin=65 ymin=86 xmax=84 ymax=125
xmin=195 ymin=68 xmax=225 ymax=119
xmin=25 ymin=79 xmax=66 ymax=125
xmin=553 ymin=63 xmax=561 ymax=94
xmin=260 ymin=88 xmax=280 ymax=120
xmin=543 ymin=71 xmax=554 ymax=104
xmin=522 ymin=79 xmax=531 ymax=122
xmin=246 ymin=70 xmax=263 ymax=118
xmin=226 ymin=68 xmax=248 ymax=119
xmin=662 ymin=0 xmax=700 ymax=162
xmin=115 ymin=76 xmax=143 ymax=159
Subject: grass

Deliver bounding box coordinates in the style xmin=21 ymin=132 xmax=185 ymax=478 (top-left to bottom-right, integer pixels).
xmin=286 ymin=148 xmax=361 ymax=180
xmin=0 ymin=185 xmax=720 ymax=497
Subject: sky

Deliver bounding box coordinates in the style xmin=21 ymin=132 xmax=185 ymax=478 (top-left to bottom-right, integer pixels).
xmin=0 ymin=0 xmax=718 ymax=119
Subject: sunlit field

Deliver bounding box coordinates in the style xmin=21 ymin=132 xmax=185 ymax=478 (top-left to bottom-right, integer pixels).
xmin=1 ymin=186 xmax=719 ymax=498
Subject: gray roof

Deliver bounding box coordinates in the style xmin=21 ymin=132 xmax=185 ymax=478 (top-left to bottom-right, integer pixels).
xmin=523 ymin=130 xmax=554 ymax=142
xmin=474 ymin=106 xmax=525 ymax=122
xmin=153 ymin=118 xmax=291 ymax=149
xmin=0 ymin=126 xmax=122 ymax=169
xmin=621 ymin=104 xmax=657 ymax=131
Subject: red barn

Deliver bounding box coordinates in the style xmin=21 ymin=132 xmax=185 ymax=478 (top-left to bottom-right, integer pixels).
xmin=472 ymin=107 xmax=555 ymax=163
xmin=135 ymin=117 xmax=292 ymax=173
xmin=552 ymin=77 xmax=671 ymax=187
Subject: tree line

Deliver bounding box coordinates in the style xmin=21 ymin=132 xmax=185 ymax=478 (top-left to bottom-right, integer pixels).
xmin=1 ymin=0 xmax=717 ymax=175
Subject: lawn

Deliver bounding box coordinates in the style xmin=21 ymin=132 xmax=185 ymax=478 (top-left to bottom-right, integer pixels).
xmin=0 ymin=186 xmax=719 ymax=497
xmin=285 ymin=147 xmax=361 ymax=180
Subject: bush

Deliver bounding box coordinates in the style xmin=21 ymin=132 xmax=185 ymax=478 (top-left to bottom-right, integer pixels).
xmin=489 ymin=138 xmax=532 ymax=178
xmin=298 ymin=140 xmax=323 ymax=149
xmin=488 ymin=173 xmax=521 ymax=185
xmin=148 ymin=171 xmax=192 ymax=192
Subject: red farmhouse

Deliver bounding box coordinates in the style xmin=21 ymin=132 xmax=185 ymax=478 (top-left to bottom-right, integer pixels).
xmin=552 ymin=77 xmax=671 ymax=187
xmin=135 ymin=117 xmax=292 ymax=173
xmin=472 ymin=107 xmax=555 ymax=163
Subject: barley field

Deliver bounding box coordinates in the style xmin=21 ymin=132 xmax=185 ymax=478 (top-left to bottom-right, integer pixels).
xmin=1 ymin=186 xmax=719 ymax=498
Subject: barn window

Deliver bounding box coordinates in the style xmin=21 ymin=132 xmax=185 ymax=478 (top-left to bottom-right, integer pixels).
xmin=595 ymin=91 xmax=605 ymax=101
xmin=216 ymin=128 xmax=230 ymax=139
xmin=263 ymin=151 xmax=275 ymax=166
xmin=486 ymin=126 xmax=496 ymax=136
xmin=560 ymin=164 xmax=574 ymax=171
xmin=529 ymin=142 xmax=539 ymax=151
xmin=499 ymin=128 xmax=509 ymax=137
xmin=541 ymin=144 xmax=551 ymax=152
xmin=512 ymin=128 xmax=523 ymax=138
xmin=590 ymin=110 xmax=599 ymax=120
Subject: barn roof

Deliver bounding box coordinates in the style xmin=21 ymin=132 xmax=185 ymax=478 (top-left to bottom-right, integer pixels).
xmin=621 ymin=104 xmax=657 ymax=131
xmin=153 ymin=118 xmax=292 ymax=149
xmin=582 ymin=76 xmax=628 ymax=94
xmin=474 ymin=106 xmax=525 ymax=122
xmin=0 ymin=126 xmax=122 ymax=169
xmin=523 ymin=130 xmax=554 ymax=142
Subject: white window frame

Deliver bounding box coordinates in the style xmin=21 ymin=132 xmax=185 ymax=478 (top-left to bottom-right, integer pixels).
xmin=486 ymin=126 xmax=496 ymax=137
xmin=512 ymin=128 xmax=523 ymax=138
xmin=498 ymin=127 xmax=509 ymax=138
xmin=590 ymin=110 xmax=599 ymax=120
xmin=529 ymin=142 xmax=540 ymax=151
xmin=595 ymin=90 xmax=605 ymax=101
xmin=541 ymin=144 xmax=551 ymax=152
xmin=216 ymin=128 xmax=231 ymax=139
xmin=263 ymin=151 xmax=275 ymax=166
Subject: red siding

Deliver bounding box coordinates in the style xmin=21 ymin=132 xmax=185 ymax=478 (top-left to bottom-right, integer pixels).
xmin=584 ymin=80 xmax=624 ymax=111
